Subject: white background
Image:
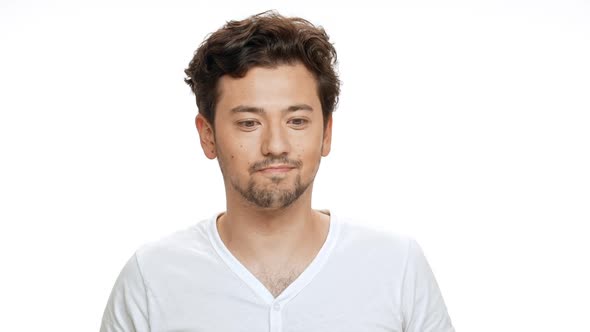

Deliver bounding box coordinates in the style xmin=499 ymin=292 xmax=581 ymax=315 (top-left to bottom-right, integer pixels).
xmin=1 ymin=0 xmax=589 ymax=331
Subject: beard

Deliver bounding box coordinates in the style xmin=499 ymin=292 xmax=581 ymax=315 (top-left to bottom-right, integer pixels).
xmin=231 ymin=172 xmax=312 ymax=209
xmin=215 ymin=137 xmax=323 ymax=209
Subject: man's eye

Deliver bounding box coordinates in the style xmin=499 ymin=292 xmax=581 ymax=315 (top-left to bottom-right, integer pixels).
xmin=289 ymin=118 xmax=308 ymax=126
xmin=239 ymin=120 xmax=259 ymax=128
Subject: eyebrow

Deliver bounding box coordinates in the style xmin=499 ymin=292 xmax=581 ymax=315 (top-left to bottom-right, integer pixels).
xmin=230 ymin=104 xmax=314 ymax=114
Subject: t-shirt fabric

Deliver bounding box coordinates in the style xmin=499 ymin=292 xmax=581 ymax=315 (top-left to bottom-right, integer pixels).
xmin=100 ymin=211 xmax=455 ymax=332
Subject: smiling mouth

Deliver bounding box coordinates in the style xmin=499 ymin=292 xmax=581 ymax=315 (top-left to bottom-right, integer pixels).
xmin=252 ymin=158 xmax=302 ymax=175
xmin=258 ymin=167 xmax=294 ymax=174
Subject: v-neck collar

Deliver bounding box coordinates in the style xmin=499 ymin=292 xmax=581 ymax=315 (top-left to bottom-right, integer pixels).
xmin=207 ymin=210 xmax=340 ymax=305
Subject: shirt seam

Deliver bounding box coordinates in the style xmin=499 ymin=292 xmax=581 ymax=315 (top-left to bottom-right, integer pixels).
xmin=399 ymin=237 xmax=414 ymax=330
xmin=133 ymin=252 xmax=152 ymax=332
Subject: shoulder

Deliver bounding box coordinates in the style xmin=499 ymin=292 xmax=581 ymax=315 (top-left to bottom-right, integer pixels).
xmin=336 ymin=215 xmax=414 ymax=249
xmin=333 ymin=214 xmax=417 ymax=263
xmin=133 ymin=216 xmax=213 ymax=271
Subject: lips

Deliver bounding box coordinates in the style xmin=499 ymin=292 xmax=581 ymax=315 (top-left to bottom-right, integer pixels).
xmin=258 ymin=165 xmax=295 ymax=172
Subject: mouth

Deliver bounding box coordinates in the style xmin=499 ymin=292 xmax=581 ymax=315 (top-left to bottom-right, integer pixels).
xmin=258 ymin=165 xmax=296 ymax=174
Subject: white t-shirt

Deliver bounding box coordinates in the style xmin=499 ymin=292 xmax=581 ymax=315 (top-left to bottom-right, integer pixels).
xmin=100 ymin=211 xmax=455 ymax=332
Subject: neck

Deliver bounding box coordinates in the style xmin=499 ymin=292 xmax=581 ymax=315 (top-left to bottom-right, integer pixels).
xmin=216 ymin=187 xmax=329 ymax=264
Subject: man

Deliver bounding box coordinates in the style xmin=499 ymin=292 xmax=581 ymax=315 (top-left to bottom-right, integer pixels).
xmin=100 ymin=11 xmax=455 ymax=332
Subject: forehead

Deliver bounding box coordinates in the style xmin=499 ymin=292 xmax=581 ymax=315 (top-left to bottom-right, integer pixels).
xmin=215 ymin=63 xmax=321 ymax=116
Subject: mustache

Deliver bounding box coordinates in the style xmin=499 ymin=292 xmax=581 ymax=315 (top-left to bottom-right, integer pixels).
xmin=250 ymin=156 xmax=302 ymax=173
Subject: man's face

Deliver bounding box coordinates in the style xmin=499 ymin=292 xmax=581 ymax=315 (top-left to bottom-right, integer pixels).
xmin=197 ymin=62 xmax=332 ymax=210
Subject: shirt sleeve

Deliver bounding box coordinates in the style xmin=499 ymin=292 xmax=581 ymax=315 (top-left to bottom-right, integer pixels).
xmin=401 ymin=238 xmax=455 ymax=332
xmin=100 ymin=253 xmax=150 ymax=332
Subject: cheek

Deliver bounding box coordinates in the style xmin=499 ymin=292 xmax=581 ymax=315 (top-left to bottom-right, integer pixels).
xmin=304 ymin=132 xmax=324 ymax=152
xmin=224 ymin=142 xmax=254 ymax=171
xmin=297 ymin=141 xmax=322 ymax=162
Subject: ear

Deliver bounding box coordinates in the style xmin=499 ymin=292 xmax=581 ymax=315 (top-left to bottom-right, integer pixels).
xmin=321 ymin=114 xmax=333 ymax=157
xmin=195 ymin=114 xmax=217 ymax=159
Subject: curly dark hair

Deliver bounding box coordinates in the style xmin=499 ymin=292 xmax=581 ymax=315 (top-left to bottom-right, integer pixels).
xmin=184 ymin=10 xmax=340 ymax=131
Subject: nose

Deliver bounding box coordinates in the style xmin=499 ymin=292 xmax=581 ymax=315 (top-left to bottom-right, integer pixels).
xmin=261 ymin=123 xmax=290 ymax=157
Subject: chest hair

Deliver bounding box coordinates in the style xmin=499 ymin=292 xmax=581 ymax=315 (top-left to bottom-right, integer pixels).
xmin=254 ymin=267 xmax=305 ymax=298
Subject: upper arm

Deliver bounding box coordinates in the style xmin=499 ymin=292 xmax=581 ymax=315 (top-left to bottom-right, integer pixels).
xmin=100 ymin=253 xmax=150 ymax=332
xmin=401 ymin=239 xmax=455 ymax=332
